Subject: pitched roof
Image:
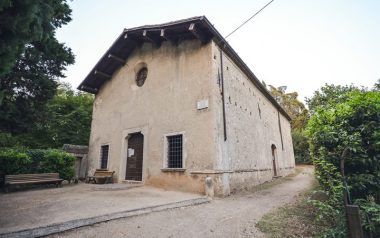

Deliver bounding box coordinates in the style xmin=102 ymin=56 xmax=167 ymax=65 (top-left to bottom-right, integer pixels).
xmin=78 ymin=16 xmax=291 ymax=121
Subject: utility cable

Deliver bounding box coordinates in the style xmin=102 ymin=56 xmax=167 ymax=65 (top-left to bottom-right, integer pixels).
xmin=224 ymin=0 xmax=275 ymax=39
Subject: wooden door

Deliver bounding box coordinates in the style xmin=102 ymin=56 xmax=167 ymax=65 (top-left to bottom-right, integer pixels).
xmin=126 ymin=133 xmax=144 ymax=181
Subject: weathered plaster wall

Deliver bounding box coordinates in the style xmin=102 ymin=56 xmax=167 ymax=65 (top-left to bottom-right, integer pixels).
xmin=87 ymin=38 xmax=295 ymax=195
xmin=211 ymin=42 xmax=295 ymax=195
xmin=87 ymin=40 xmax=216 ymax=193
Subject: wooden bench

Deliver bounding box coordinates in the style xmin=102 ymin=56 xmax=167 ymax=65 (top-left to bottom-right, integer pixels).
xmin=4 ymin=173 xmax=63 ymax=192
xmin=86 ymin=169 xmax=115 ymax=184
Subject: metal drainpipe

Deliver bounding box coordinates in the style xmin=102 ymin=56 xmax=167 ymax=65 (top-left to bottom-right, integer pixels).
xmin=219 ymin=48 xmax=227 ymax=141
xmin=277 ymin=111 xmax=284 ymax=150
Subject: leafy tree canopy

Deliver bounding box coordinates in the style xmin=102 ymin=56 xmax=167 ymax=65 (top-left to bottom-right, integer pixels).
xmin=0 ymin=0 xmax=74 ymax=135
xmin=2 ymin=83 xmax=94 ymax=148
xmin=41 ymin=83 xmax=94 ymax=148
xmin=374 ymin=79 xmax=380 ymax=91
xmin=305 ymin=84 xmax=363 ymax=113
xmin=0 ymin=0 xmax=72 ymax=76
xmin=268 ymin=85 xmax=309 ymax=130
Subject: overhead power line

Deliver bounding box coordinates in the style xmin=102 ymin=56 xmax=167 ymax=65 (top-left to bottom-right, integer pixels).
xmin=224 ymin=0 xmax=275 ymax=39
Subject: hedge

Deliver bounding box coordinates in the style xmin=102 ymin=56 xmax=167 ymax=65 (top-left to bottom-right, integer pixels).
xmin=307 ymin=90 xmax=380 ymax=236
xmin=0 ymin=148 xmax=75 ymax=180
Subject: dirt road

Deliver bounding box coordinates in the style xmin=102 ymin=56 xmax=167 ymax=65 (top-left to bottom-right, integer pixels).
xmin=51 ymin=166 xmax=314 ymax=238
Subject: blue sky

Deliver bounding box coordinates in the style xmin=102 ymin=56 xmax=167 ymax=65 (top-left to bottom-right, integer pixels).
xmin=56 ymin=0 xmax=380 ymax=102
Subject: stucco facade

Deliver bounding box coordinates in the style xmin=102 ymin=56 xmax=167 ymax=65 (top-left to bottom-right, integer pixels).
xmin=81 ymin=17 xmax=295 ymax=196
xmin=210 ymin=42 xmax=295 ymax=195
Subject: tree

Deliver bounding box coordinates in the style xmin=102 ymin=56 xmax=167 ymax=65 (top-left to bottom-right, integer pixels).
xmin=0 ymin=0 xmax=73 ymax=76
xmin=268 ymin=85 xmax=308 ymax=130
xmin=305 ymin=84 xmax=361 ymax=113
xmin=292 ymin=130 xmax=311 ymax=164
xmin=16 ymin=83 xmax=94 ymax=148
xmin=0 ymin=0 xmax=74 ymax=136
xmin=45 ymin=83 xmax=94 ymax=148
xmin=374 ymin=79 xmax=380 ymax=91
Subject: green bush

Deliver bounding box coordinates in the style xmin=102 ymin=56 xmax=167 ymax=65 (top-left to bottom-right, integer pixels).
xmin=40 ymin=149 xmax=75 ymax=180
xmin=26 ymin=149 xmax=45 ymax=172
xmin=355 ymin=199 xmax=380 ymax=235
xmin=0 ymin=148 xmax=75 ymax=180
xmin=292 ymin=130 xmax=311 ymax=164
xmin=307 ymin=90 xmax=380 ymax=236
xmin=0 ymin=148 xmax=31 ymax=174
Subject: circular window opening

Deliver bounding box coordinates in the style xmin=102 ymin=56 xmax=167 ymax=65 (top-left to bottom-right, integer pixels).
xmin=136 ymin=67 xmax=148 ymax=87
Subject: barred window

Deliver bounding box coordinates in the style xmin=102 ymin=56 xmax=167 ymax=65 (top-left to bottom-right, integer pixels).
xmin=167 ymin=135 xmax=183 ymax=168
xmin=100 ymin=145 xmax=109 ymax=169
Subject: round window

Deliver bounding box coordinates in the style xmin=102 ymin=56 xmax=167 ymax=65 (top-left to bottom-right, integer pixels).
xmin=136 ymin=67 xmax=148 ymax=87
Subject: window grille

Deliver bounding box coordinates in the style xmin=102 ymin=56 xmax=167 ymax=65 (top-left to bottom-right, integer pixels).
xmin=167 ymin=135 xmax=183 ymax=168
xmin=100 ymin=145 xmax=109 ymax=169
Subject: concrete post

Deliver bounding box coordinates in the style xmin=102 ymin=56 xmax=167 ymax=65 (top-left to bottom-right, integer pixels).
xmin=205 ymin=176 xmax=214 ymax=198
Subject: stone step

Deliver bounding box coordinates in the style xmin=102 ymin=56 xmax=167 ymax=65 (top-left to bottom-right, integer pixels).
xmin=122 ymin=180 xmax=144 ymax=185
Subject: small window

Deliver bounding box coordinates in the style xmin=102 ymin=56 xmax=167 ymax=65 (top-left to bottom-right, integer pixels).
xmin=166 ymin=134 xmax=183 ymax=168
xmin=100 ymin=145 xmax=109 ymax=169
xmin=136 ymin=67 xmax=148 ymax=87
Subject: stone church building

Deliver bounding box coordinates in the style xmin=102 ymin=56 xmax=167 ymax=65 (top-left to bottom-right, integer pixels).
xmin=79 ymin=16 xmax=295 ymax=196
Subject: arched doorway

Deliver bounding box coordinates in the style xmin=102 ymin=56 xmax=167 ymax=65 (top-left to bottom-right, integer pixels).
xmin=125 ymin=133 xmax=144 ymax=181
xmin=271 ymin=144 xmax=278 ymax=177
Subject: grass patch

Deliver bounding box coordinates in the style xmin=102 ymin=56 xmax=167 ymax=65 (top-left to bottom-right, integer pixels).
xmin=256 ymin=179 xmax=328 ymax=238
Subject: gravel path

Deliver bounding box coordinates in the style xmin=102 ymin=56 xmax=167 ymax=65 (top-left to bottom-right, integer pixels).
xmin=0 ymin=184 xmax=203 ymax=235
xmin=50 ymin=166 xmax=314 ymax=238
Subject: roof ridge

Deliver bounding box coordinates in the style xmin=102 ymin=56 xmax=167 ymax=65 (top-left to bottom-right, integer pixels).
xmin=124 ymin=16 xmax=205 ymax=32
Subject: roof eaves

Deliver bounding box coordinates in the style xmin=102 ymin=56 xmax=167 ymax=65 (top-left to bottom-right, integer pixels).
xmin=77 ymin=16 xmax=291 ymax=121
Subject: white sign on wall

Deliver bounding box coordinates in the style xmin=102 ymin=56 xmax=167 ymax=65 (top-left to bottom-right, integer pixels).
xmin=128 ymin=148 xmax=135 ymax=157
xmin=197 ymin=99 xmax=209 ymax=110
